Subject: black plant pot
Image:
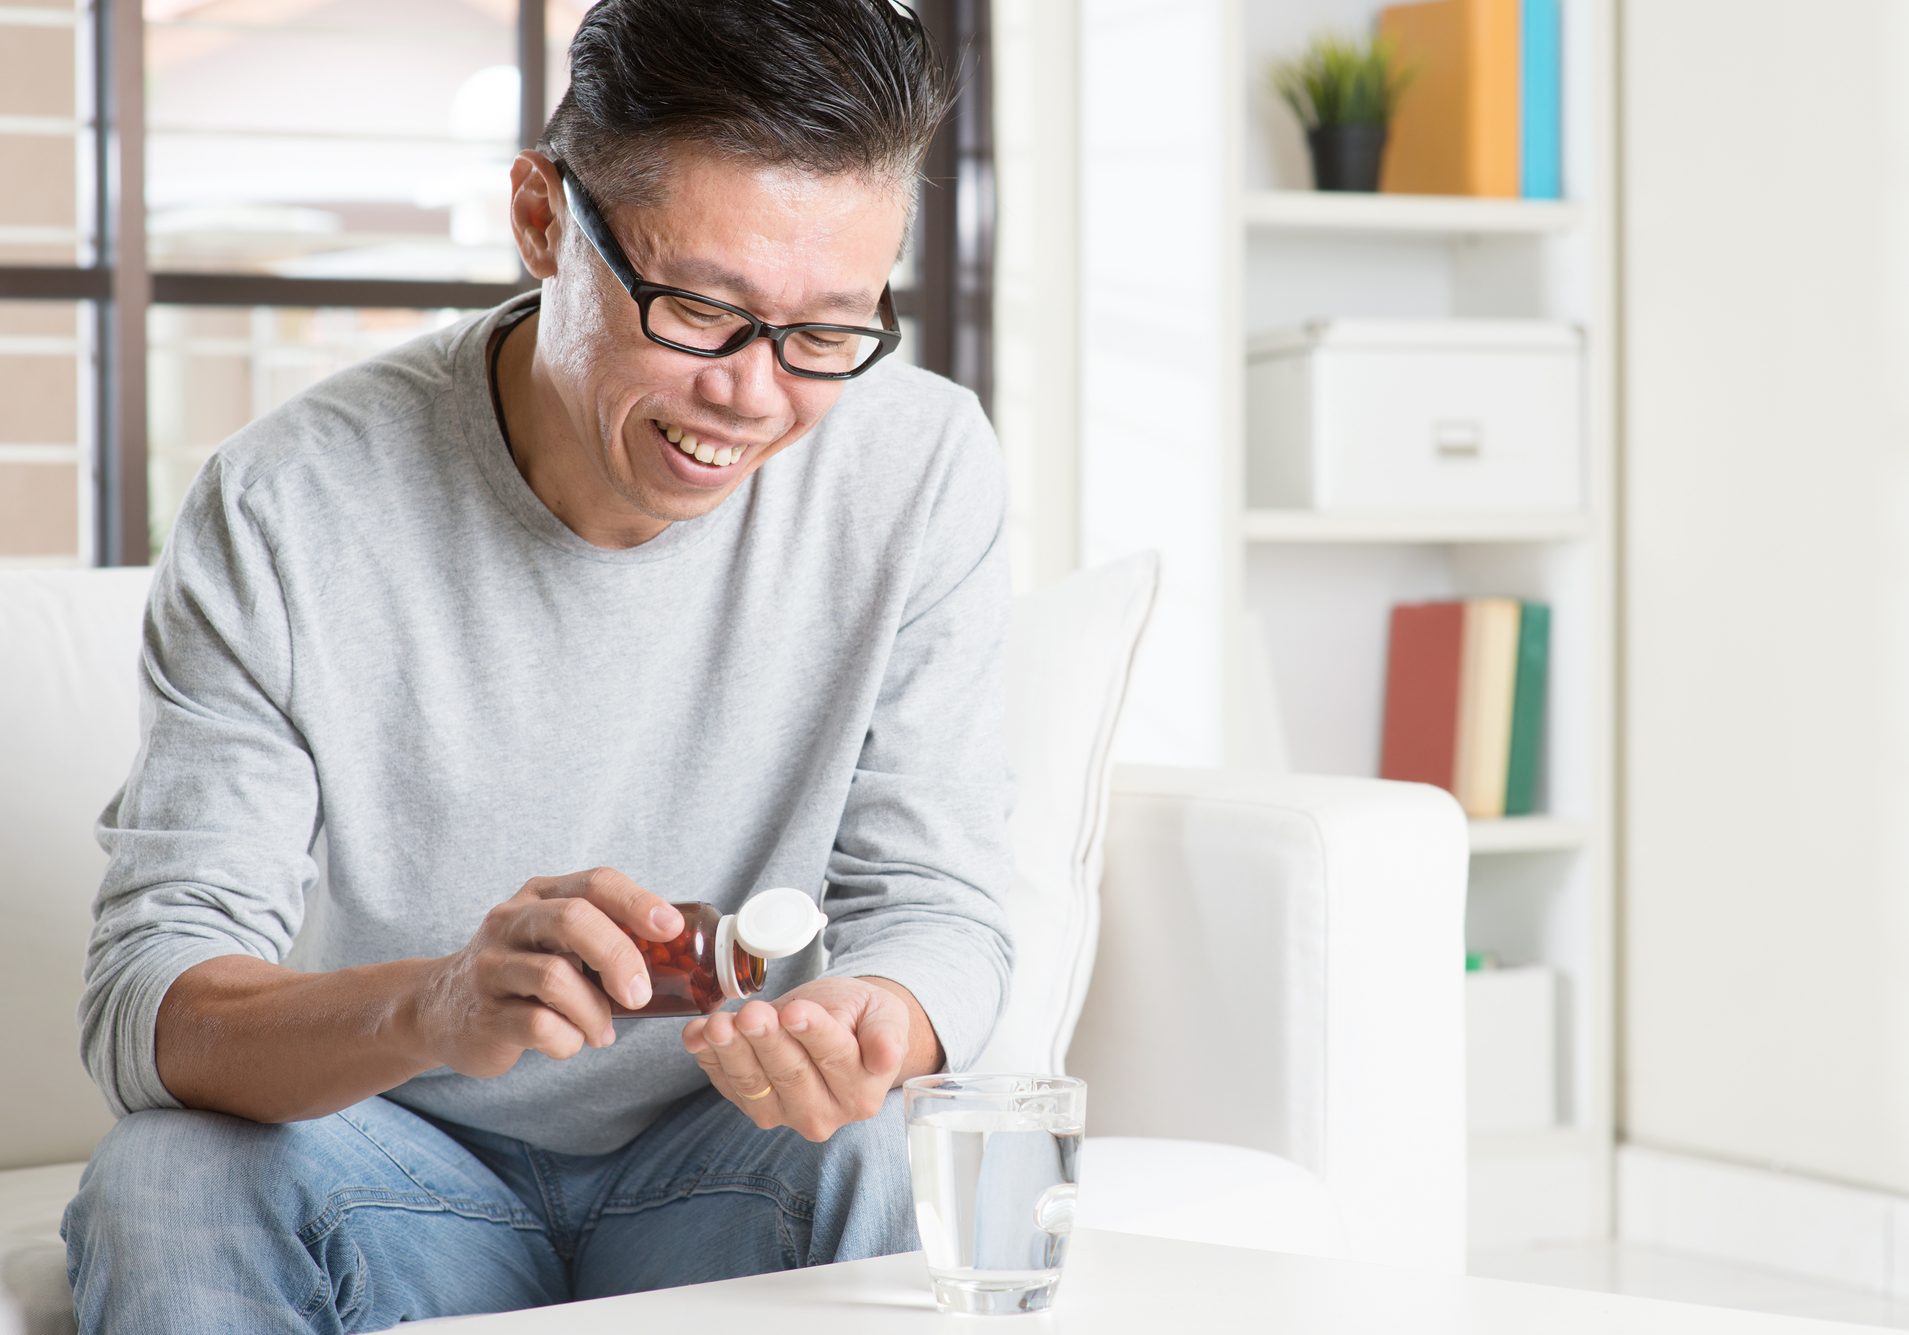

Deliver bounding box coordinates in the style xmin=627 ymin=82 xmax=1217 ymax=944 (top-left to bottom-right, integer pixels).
xmin=1307 ymin=123 xmax=1388 ymax=192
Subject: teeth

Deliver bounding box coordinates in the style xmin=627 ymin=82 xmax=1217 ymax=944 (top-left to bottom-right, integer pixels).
xmin=657 ymin=420 xmax=741 ymax=467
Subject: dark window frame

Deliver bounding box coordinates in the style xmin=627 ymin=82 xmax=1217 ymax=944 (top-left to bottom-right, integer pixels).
xmin=0 ymin=0 xmax=991 ymax=567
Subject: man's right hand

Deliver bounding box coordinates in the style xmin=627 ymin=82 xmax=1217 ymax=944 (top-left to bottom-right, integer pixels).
xmin=409 ymin=867 xmax=685 ymax=1078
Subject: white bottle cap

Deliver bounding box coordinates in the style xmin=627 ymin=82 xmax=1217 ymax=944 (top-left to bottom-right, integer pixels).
xmin=732 ymin=886 xmax=828 ymax=960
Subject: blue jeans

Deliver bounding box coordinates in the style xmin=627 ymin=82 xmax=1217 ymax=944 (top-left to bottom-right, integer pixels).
xmin=60 ymin=1084 xmax=916 ymax=1332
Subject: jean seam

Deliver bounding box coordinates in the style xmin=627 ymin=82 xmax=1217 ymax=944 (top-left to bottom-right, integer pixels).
xmin=334 ymin=1109 xmax=542 ymax=1223
xmin=296 ymin=1189 xmax=545 ymax=1250
xmin=580 ymin=1173 xmax=816 ymax=1277
xmin=596 ymin=1171 xmax=817 ymax=1222
xmin=335 ymin=1109 xmax=440 ymax=1194
xmin=573 ymin=1093 xmax=738 ymax=1246
xmin=335 ymin=1110 xmax=548 ymax=1230
xmin=778 ymin=1205 xmax=802 ymax=1270
xmin=525 ymin=1147 xmax=575 ymax=1258
xmin=296 ymin=1269 xmax=331 ymax=1323
xmin=337 ymin=1232 xmax=369 ymax=1331
xmin=585 ymin=1172 xmax=698 ymax=1221
xmin=292 ymin=1193 xmax=551 ymax=1329
xmin=294 ymin=1225 xmax=368 ymax=1325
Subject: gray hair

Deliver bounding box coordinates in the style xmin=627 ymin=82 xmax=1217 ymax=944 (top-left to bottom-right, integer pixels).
xmin=537 ymin=0 xmax=956 ymax=211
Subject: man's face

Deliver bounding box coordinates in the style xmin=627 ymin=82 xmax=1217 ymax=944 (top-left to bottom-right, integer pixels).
xmin=537 ymin=151 xmax=908 ymax=527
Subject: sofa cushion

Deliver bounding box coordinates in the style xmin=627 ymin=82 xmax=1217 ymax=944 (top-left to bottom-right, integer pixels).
xmin=1077 ymin=1137 xmax=1344 ymax=1257
xmin=0 ymin=571 xmax=153 ymax=1172
xmin=0 ymin=1162 xmax=84 ymax=1335
xmin=975 ymin=552 xmax=1159 ymax=1074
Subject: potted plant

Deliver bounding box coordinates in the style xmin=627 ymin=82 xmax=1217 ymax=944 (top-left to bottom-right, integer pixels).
xmin=1270 ymin=32 xmax=1414 ymax=193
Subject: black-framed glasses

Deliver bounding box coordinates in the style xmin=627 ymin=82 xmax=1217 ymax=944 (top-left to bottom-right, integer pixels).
xmin=556 ymin=160 xmax=902 ymax=380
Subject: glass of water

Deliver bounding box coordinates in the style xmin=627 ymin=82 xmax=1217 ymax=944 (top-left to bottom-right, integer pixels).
xmin=902 ymin=1073 xmax=1086 ymax=1316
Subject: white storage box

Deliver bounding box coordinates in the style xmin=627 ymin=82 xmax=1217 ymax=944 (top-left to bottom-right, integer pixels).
xmin=1246 ymin=320 xmax=1584 ymax=513
xmin=1465 ymin=965 xmax=1558 ymax=1132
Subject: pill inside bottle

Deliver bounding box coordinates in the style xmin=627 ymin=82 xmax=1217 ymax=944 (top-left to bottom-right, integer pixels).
xmin=585 ymin=886 xmax=828 ymax=1018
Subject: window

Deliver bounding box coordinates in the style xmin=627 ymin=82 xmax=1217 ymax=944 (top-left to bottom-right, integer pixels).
xmin=0 ymin=300 xmax=92 ymax=561
xmin=0 ymin=0 xmax=991 ymax=567
xmin=0 ymin=0 xmax=96 ymax=566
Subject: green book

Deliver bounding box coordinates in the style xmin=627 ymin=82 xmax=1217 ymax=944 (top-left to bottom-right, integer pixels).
xmin=1504 ymin=601 xmax=1550 ymax=816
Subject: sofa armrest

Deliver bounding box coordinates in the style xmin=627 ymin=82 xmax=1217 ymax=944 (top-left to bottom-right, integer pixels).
xmin=1066 ymin=764 xmax=1469 ymax=1273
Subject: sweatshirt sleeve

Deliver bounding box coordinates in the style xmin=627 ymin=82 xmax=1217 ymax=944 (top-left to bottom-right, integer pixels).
xmin=79 ymin=453 xmax=321 ymax=1117
xmin=821 ymin=392 xmax=1016 ymax=1074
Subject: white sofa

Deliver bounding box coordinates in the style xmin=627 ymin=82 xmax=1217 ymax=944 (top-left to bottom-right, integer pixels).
xmin=0 ymin=560 xmax=1468 ymax=1334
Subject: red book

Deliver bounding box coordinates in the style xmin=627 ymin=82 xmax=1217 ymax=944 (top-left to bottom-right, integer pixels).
xmin=1380 ymin=601 xmax=1467 ymax=790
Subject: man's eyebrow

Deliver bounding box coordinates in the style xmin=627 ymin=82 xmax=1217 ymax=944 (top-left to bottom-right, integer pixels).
xmin=661 ymin=255 xmax=879 ymax=321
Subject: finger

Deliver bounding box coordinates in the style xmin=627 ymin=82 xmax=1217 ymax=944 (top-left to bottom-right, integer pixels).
xmin=778 ymin=1000 xmax=869 ymax=1107
xmin=854 ymin=995 xmax=911 ymax=1078
xmin=493 ymin=951 xmax=617 ymax=1048
xmin=691 ymin=1046 xmax=727 ymax=1089
xmin=735 ymin=1000 xmax=834 ymax=1109
xmin=504 ymin=998 xmax=589 ymax=1062
xmin=508 ymin=894 xmax=652 ymax=1010
xmin=702 ymin=1009 xmax=780 ymax=1111
xmin=544 ymin=867 xmax=684 ymax=942
xmin=681 ymin=1015 xmax=712 ymax=1055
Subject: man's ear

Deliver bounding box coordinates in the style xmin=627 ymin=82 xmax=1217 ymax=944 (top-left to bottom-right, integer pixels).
xmin=508 ymin=150 xmax=565 ymax=282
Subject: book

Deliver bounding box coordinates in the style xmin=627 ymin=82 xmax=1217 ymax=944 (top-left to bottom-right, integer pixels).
xmin=1383 ymin=597 xmax=1547 ymax=817
xmin=1380 ymin=601 xmax=1467 ymax=790
xmin=1504 ymin=600 xmax=1550 ymax=815
xmin=1520 ymin=0 xmax=1563 ymax=198
xmin=1378 ymin=0 xmax=1522 ymax=198
xmin=1453 ymin=597 xmax=1521 ymax=817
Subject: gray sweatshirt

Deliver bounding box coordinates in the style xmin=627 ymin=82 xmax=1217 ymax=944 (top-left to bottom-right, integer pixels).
xmin=79 ymin=289 xmax=1015 ymax=1154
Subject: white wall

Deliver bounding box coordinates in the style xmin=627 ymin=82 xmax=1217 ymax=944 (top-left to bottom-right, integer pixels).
xmin=1075 ymin=0 xmax=1235 ymax=768
xmin=1623 ymin=0 xmax=1909 ymax=1191
xmin=992 ymin=0 xmax=1081 ymax=595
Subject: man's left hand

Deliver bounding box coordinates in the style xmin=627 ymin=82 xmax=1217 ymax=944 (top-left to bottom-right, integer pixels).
xmin=682 ymin=975 xmax=940 ymax=1141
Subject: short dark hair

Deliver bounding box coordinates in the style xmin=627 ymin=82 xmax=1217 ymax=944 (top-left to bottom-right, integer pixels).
xmin=537 ymin=0 xmax=956 ymax=209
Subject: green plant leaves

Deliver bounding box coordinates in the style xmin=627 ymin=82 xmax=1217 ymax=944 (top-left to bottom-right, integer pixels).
xmin=1270 ymin=32 xmax=1416 ymax=130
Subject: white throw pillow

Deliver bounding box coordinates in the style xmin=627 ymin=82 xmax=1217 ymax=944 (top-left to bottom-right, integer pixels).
xmin=0 ymin=569 xmax=154 ymax=1169
xmin=975 ymin=551 xmax=1160 ymax=1073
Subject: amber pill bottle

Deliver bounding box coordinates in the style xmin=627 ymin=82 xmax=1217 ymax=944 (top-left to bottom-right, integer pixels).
xmin=594 ymin=886 xmax=827 ymax=1018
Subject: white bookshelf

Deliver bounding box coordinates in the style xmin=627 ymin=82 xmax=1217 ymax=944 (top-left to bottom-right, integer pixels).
xmin=1243 ymin=508 xmax=1593 ymax=544
xmin=1469 ymin=817 xmax=1592 ymax=856
xmin=1243 ymin=188 xmax=1584 ymax=237
xmin=1079 ymin=0 xmax=1616 ymax=1248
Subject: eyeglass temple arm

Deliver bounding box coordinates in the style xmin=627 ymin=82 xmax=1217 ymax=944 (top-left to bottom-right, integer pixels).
xmin=558 ymin=165 xmax=642 ymax=294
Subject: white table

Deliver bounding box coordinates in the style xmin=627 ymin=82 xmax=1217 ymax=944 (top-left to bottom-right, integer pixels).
xmin=417 ymin=1229 xmax=1885 ymax=1332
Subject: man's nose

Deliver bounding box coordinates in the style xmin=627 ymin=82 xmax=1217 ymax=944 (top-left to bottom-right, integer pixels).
xmin=695 ymin=335 xmax=784 ymax=421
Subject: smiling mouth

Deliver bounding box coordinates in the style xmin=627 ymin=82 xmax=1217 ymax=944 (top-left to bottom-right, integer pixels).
xmin=653 ymin=418 xmax=746 ymax=469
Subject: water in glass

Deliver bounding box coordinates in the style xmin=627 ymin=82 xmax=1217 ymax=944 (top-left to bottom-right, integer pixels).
xmin=906 ymin=1105 xmax=1083 ymax=1314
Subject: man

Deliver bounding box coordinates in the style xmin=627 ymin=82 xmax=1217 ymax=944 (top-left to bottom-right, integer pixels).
xmin=60 ymin=2 xmax=1015 ymax=1328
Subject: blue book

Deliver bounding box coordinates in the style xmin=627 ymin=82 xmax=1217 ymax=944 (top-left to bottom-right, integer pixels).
xmin=1521 ymin=0 xmax=1563 ymax=199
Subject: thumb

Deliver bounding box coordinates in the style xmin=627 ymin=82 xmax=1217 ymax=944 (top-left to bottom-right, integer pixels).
xmin=856 ymin=987 xmax=911 ymax=1075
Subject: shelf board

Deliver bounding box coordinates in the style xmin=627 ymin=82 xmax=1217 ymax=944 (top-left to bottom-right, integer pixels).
xmin=1243 ymin=189 xmax=1583 ymax=238
xmin=1241 ymin=509 xmax=1592 ymax=544
xmin=1468 ymin=817 xmax=1592 ymax=856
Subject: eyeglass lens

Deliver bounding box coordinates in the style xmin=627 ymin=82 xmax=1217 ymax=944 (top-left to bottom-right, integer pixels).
xmin=645 ymin=292 xmax=885 ymax=375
